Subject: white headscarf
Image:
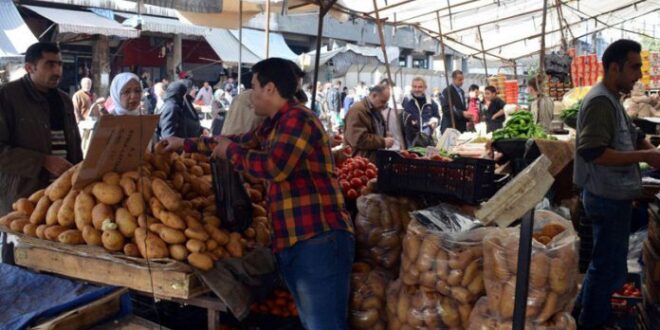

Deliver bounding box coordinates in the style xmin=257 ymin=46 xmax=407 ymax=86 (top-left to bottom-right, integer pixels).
xmin=110 ymin=72 xmax=141 ymax=116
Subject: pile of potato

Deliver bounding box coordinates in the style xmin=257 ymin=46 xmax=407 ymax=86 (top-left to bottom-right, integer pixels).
xmin=349 ymin=262 xmax=389 ymax=329
xmin=386 ymin=279 xmax=472 ymax=330
xmin=480 ymin=210 xmax=578 ymax=326
xmin=467 ymin=297 xmax=577 ymax=330
xmin=354 ymin=194 xmax=419 ymax=271
xmin=395 ymin=219 xmax=490 ymax=328
xmin=0 ymin=151 xmax=272 ymax=271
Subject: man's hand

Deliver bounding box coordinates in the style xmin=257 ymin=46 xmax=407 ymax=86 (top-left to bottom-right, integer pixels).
xmin=43 ymin=155 xmax=73 ymax=176
xmin=384 ymin=137 xmax=395 ymax=148
xmin=211 ymin=137 xmax=232 ymax=160
xmin=646 ymin=150 xmax=660 ymax=169
xmin=463 ymin=112 xmax=474 ymax=120
xmin=157 ymin=137 xmax=184 ymax=153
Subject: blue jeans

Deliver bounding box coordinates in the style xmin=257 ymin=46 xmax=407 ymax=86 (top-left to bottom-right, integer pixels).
xmin=276 ymin=230 xmax=355 ymax=330
xmin=578 ymin=190 xmax=632 ymax=327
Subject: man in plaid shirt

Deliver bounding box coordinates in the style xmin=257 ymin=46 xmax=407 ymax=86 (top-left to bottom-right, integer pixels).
xmin=161 ymin=58 xmax=355 ymax=329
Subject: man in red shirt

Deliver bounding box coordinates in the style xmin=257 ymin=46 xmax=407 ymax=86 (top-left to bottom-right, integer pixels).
xmin=160 ymin=58 xmax=355 ymax=329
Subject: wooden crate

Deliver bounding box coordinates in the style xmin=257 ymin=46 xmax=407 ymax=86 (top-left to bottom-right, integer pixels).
xmin=13 ymin=235 xmax=207 ymax=300
xmin=32 ymin=288 xmax=127 ymax=330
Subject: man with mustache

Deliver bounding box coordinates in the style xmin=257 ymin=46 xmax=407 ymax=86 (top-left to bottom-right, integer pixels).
xmin=0 ymin=42 xmax=82 ymax=262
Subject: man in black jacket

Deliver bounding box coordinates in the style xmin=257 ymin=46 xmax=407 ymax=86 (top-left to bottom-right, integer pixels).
xmin=440 ymin=70 xmax=473 ymax=133
xmin=0 ymin=42 xmax=82 ymax=262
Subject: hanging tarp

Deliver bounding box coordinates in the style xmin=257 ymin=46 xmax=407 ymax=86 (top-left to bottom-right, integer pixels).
xmin=24 ymin=5 xmax=140 ymax=38
xmin=0 ymin=0 xmax=37 ymax=58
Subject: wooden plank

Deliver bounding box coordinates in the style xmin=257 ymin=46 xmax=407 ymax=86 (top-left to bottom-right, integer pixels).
xmin=32 ymin=288 xmax=127 ymax=330
xmin=15 ymin=245 xmax=207 ymax=300
xmin=90 ymin=315 xmax=167 ymax=330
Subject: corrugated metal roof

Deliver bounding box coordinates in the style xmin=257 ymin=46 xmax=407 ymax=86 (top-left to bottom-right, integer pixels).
xmin=24 ymin=5 xmax=140 ymax=38
xmin=0 ymin=0 xmax=38 ymax=57
xmin=120 ymin=14 xmax=209 ymax=37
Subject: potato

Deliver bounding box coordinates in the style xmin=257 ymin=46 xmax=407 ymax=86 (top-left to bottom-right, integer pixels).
xmin=82 ymin=182 xmax=96 ymax=195
xmin=92 ymin=203 xmax=114 ymax=230
xmin=461 ymin=259 xmax=480 ymax=287
xmin=549 ymin=257 xmax=570 ymax=294
xmin=450 ymin=287 xmax=473 ymax=305
xmin=82 ymin=225 xmax=102 ymax=246
xmin=22 ymin=223 xmax=37 ymax=237
xmin=206 ymin=239 xmax=219 ymax=251
xmin=136 ymin=177 xmax=153 ymax=201
xmin=185 ymin=227 xmax=209 ymax=241
xmin=447 ymin=269 xmax=463 ymax=286
xmin=119 ymin=176 xmax=136 ymax=196
xmin=152 ymin=178 xmax=181 ymax=211
xmin=204 ymin=224 xmax=229 ymax=245
xmin=138 ymin=214 xmax=157 ymax=228
xmin=468 ymin=273 xmax=485 ymax=296
xmin=121 ymin=171 xmax=139 ymax=181
xmin=74 ymin=191 xmax=95 ymax=230
xmin=351 ymin=309 xmax=379 ymax=329
xmin=57 ymin=190 xmax=78 ymax=227
xmin=158 ymin=227 xmax=187 ymax=244
xmin=226 ymin=233 xmax=244 ymax=257
xmin=47 ymin=168 xmax=74 ymax=201
xmin=255 ymin=222 xmax=271 ymax=246
xmin=44 ymin=225 xmax=68 ymax=241
xmin=36 ymin=224 xmax=48 ymax=239
xmin=101 ymin=229 xmax=125 ymax=252
xmin=252 ymin=203 xmax=267 ymax=217
xmin=116 ymin=208 xmax=138 ymax=238
xmin=134 ymin=227 xmax=168 ymax=258
xmin=123 ymin=243 xmax=141 ymax=257
xmin=159 ymin=211 xmax=186 ymax=230
xmin=187 ymin=252 xmax=213 ymax=271
xmin=28 ymin=189 xmax=46 ymax=203
xmin=190 ymin=165 xmax=203 ymax=177
xmin=30 ymin=195 xmax=51 ymax=225
xmin=13 ymin=198 xmax=35 ymax=216
xmin=46 ymin=199 xmax=63 ymax=226
xmin=246 ymin=188 xmax=262 ymax=202
xmin=185 ymin=216 xmax=204 ymax=230
xmin=58 ymin=229 xmax=84 ymax=244
xmin=102 ymin=172 xmax=121 ymax=185
xmin=202 ymin=215 xmax=221 ymax=227
xmin=172 ymin=173 xmax=184 ymax=190
xmin=10 ymin=218 xmax=30 ymax=232
xmin=529 ymin=252 xmax=550 ymax=289
xmin=92 ymin=182 xmax=124 ymax=205
xmin=186 ymin=239 xmax=207 ymax=253
xmin=1 ymin=210 xmax=27 ymax=226
xmin=121 ymin=192 xmax=144 ymax=218
xmin=169 ymin=244 xmax=189 ymax=261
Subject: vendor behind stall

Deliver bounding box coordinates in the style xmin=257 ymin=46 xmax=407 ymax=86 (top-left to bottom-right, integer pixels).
xmin=573 ymin=39 xmax=660 ymax=328
xmin=159 ymin=58 xmax=355 ymax=329
xmin=0 ymin=42 xmax=82 ymax=261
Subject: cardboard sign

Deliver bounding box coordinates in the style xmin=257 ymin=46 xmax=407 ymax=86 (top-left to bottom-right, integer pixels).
xmin=73 ymin=115 xmax=159 ymax=189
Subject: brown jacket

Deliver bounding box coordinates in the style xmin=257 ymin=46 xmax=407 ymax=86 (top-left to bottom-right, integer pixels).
xmin=0 ymin=75 xmax=82 ymax=214
xmin=72 ymin=89 xmax=95 ymax=123
xmin=344 ymin=98 xmax=386 ymax=163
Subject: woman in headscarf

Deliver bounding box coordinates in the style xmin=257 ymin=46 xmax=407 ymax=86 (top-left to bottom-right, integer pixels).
xmin=109 ymin=72 xmax=143 ymax=116
xmin=157 ymin=79 xmax=203 ymax=140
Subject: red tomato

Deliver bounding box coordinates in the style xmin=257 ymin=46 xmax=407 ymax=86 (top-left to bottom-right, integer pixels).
xmin=339 ymin=180 xmax=350 ymax=191
xmin=360 ymin=176 xmax=368 ymax=184
xmin=346 ymin=189 xmax=359 ymax=199
xmin=365 ymin=169 xmax=376 ymax=179
xmin=350 ymin=177 xmax=363 ymax=189
xmin=353 ymin=169 xmax=365 ymax=178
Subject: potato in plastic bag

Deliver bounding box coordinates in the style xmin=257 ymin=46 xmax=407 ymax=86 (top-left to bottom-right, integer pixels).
xmin=468 ymin=297 xmax=577 ymax=330
xmin=349 ymin=262 xmax=389 ymax=329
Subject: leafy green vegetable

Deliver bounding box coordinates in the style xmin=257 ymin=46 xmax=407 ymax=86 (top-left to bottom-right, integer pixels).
xmin=560 ymin=100 xmax=581 ymax=121
xmin=492 ymin=111 xmax=554 ymax=141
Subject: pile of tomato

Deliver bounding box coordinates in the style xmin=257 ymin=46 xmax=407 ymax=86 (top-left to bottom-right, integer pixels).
xmin=250 ymin=289 xmax=298 ymax=318
xmin=337 ymin=156 xmax=378 ymax=199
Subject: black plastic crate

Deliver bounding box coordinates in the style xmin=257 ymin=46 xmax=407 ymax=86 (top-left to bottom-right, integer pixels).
xmin=375 ymin=150 xmax=497 ymax=205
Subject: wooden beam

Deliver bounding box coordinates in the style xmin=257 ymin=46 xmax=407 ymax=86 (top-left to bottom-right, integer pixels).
xmin=372 ymin=0 xmax=402 ymax=140
xmin=446 ymin=0 xmax=453 ymax=30
xmin=468 ymin=1 xmax=653 ymax=56
xmin=555 ymin=0 xmax=567 ymax=50
xmin=436 ymin=10 xmax=456 ymax=129
xmin=441 ymin=4 xmax=560 ymax=36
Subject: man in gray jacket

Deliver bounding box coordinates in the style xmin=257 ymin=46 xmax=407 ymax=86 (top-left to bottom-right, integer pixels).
xmin=0 ymin=42 xmax=82 ymax=260
xmin=573 ymin=39 xmax=660 ymax=328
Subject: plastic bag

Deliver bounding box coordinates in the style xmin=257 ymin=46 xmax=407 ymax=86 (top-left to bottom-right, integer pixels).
xmin=349 ymin=262 xmax=389 ymax=329
xmin=467 ymin=297 xmax=577 ymax=330
xmin=386 ymin=280 xmax=470 ymax=329
xmin=210 ymin=158 xmax=253 ymax=232
xmin=355 ymin=194 xmax=419 ymax=271
xmin=482 ymin=210 xmax=579 ymax=324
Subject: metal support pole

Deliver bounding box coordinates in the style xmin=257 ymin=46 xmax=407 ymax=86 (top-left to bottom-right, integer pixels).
xmin=477 ymin=26 xmax=489 ymax=83
xmin=555 ymin=0 xmax=567 ymax=51
xmin=265 ymin=0 xmax=271 ymax=58
xmin=436 ymin=11 xmax=456 ymax=129
xmin=372 ymin=0 xmax=402 ymax=146
xmin=311 ymin=1 xmax=336 ymax=113
xmin=513 ymin=60 xmax=518 ymax=81
xmin=539 ymin=0 xmax=548 ymax=99
xmin=238 ymin=0 xmax=243 ymax=90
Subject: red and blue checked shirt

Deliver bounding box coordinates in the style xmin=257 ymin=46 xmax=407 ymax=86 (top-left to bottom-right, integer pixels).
xmin=184 ymin=101 xmax=353 ymax=252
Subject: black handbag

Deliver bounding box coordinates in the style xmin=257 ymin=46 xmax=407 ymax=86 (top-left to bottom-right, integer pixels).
xmin=411 ymin=132 xmax=435 ymax=148
xmin=210 ymin=158 xmax=253 ymax=233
